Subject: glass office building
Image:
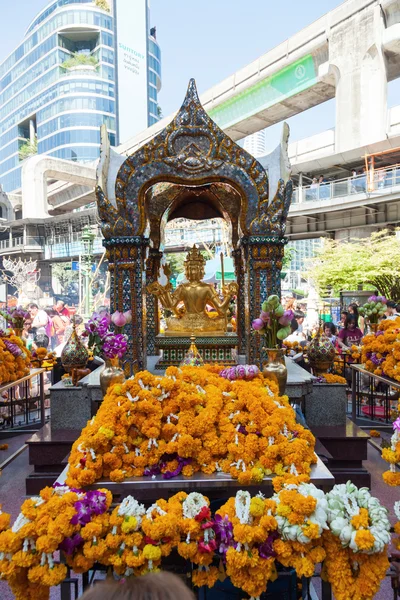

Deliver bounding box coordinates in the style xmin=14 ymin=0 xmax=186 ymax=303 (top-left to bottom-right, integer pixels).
xmin=0 ymin=0 xmax=161 ymax=193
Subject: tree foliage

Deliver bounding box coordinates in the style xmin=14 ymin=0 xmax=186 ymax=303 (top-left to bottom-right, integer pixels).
xmin=52 ymin=264 xmax=79 ymax=294
xmin=62 ymin=53 xmax=98 ymax=70
xmin=19 ymin=136 xmax=37 ymax=161
xmin=308 ymin=229 xmax=400 ymax=299
xmin=94 ymin=0 xmax=110 ymax=11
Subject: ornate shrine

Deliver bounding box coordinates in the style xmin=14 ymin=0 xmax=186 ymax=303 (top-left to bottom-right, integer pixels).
xmin=96 ymin=79 xmax=293 ymax=372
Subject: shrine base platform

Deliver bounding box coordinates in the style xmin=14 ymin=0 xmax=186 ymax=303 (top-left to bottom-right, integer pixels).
xmin=154 ymin=333 xmax=238 ymax=369
xmin=311 ymin=419 xmax=371 ymax=488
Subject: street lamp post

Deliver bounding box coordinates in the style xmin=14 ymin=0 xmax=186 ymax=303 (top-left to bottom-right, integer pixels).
xmin=81 ymin=226 xmax=95 ymax=318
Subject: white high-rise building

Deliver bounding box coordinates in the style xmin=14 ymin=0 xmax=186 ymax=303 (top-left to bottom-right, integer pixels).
xmin=243 ymin=130 xmax=267 ymax=158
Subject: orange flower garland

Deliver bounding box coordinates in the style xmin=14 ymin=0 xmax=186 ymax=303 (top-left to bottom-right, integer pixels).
xmin=66 ymin=366 xmax=316 ymax=488
xmin=361 ymin=317 xmax=400 ymax=380
xmin=216 ymin=491 xmax=279 ymax=597
xmin=322 ymin=532 xmax=389 ymax=600
xmin=0 ymin=333 xmax=31 ymax=385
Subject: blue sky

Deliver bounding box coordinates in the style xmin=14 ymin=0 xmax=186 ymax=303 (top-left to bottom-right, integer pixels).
xmin=1 ymin=0 xmax=399 ymax=150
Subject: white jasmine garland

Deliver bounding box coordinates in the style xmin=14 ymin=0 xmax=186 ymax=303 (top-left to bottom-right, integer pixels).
xmin=235 ymin=490 xmax=252 ymax=524
xmin=272 ymin=482 xmax=328 ymax=544
xmin=326 ymin=481 xmax=391 ymax=554
xmin=117 ymin=495 xmax=146 ymax=530
xmin=182 ymin=492 xmax=208 ymax=519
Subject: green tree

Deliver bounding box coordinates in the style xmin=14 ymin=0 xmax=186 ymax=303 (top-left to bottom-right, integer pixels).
xmin=19 ymin=135 xmax=37 ymax=161
xmin=52 ymin=264 xmax=79 ymax=294
xmin=61 ymin=53 xmax=98 ymax=70
xmin=94 ymin=0 xmax=110 ymax=12
xmin=308 ymin=229 xmax=400 ymax=299
xmin=282 ymin=246 xmax=296 ymax=271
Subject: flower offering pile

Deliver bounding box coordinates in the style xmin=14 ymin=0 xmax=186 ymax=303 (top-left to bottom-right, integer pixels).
xmin=0 ymin=481 xmax=391 ymax=600
xmin=0 ymin=306 xmax=30 ymax=331
xmin=66 ymin=365 xmax=316 ymax=488
xmin=322 ymin=482 xmax=390 ymax=600
xmin=358 ymin=295 xmax=387 ymax=324
xmin=0 ymin=330 xmax=31 ymax=385
xmin=360 ymin=316 xmax=400 ymax=380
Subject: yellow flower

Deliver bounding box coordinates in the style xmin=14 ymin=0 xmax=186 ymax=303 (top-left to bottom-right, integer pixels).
xmin=121 ymin=516 xmax=138 ymax=533
xmin=354 ymin=529 xmax=375 ymax=551
xmin=250 ymin=497 xmax=265 ymax=518
xmin=351 ymin=508 xmax=370 ymax=530
xmin=143 ymin=544 xmax=162 ymax=561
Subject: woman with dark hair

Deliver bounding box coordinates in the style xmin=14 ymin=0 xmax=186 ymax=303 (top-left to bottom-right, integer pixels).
xmin=337 ymin=315 xmax=363 ymax=350
xmin=348 ymin=303 xmax=365 ymax=333
xmin=80 ymin=572 xmax=195 ymax=600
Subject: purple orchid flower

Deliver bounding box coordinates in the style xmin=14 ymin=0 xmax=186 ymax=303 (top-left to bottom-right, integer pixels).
xmin=59 ymin=533 xmax=84 ymax=555
xmin=102 ymin=332 xmax=128 ymax=359
xmin=258 ymin=531 xmax=279 ymax=559
xmin=213 ymin=514 xmax=233 ymax=558
xmin=3 ymin=339 xmax=23 ymax=357
xmin=163 ymin=457 xmax=191 ymax=480
xmin=393 ymin=417 xmax=400 ymax=432
xmin=85 ymin=490 xmax=107 ymax=515
xmin=71 ymin=500 xmax=92 ymax=526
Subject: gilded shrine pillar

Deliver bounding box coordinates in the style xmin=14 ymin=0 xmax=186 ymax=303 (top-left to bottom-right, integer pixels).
xmin=146 ymin=249 xmax=163 ymax=356
xmin=232 ymin=248 xmax=246 ymax=356
xmin=241 ymin=236 xmax=287 ymax=365
xmin=103 ymin=237 xmax=149 ymax=373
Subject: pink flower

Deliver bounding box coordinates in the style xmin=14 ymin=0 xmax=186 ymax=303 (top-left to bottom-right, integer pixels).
xmin=123 ymin=310 xmax=132 ymax=324
xmin=252 ymin=318 xmax=264 ymax=331
xmin=260 ymin=311 xmax=270 ymax=323
xmin=227 ymin=368 xmax=237 ymax=381
xmin=279 ymin=310 xmax=294 ymax=327
xmin=235 ymin=365 xmax=246 ymax=380
xmin=111 ymin=311 xmax=128 ymax=328
xmin=393 ymin=417 xmax=400 ymax=432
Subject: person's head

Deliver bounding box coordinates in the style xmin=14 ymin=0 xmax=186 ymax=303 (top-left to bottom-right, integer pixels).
xmin=80 ymin=573 xmax=195 ymax=600
xmin=386 ymin=300 xmax=397 ymax=315
xmin=56 ymin=300 xmax=65 ymax=311
xmin=341 ymin=310 xmax=348 ymax=322
xmin=290 ymin=318 xmax=298 ymax=334
xmin=34 ymin=333 xmax=49 ymax=349
xmin=344 ymin=315 xmax=356 ymax=330
xmin=46 ymin=307 xmax=57 ymax=317
xmin=324 ymin=322 xmax=337 ymax=337
xmin=396 ymin=304 xmax=400 ymax=314
xmin=319 ymin=175 xmax=324 ymax=182
xmin=348 ymin=303 xmax=359 ymax=316
xmin=294 ymin=310 xmax=305 ymax=324
xmin=29 ymin=303 xmax=39 ymax=318
xmin=312 ymin=177 xmax=317 ymax=183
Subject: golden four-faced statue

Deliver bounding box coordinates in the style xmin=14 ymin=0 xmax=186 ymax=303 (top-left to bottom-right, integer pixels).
xmin=147 ymin=246 xmax=238 ymax=335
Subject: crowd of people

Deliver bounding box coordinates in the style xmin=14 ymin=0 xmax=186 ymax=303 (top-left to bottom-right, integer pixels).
xmin=19 ymin=300 xmax=80 ymax=353
xmin=282 ymin=295 xmax=400 ymax=354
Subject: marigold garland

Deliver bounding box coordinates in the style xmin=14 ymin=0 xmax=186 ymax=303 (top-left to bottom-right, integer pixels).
xmin=66 ymin=366 xmax=316 ymax=488
xmin=360 ymin=317 xmax=400 ymax=380
xmin=317 ymin=374 xmax=347 ymax=385
xmin=0 ymin=332 xmax=31 ymax=385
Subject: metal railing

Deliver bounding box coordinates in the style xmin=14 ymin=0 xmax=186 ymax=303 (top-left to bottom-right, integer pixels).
xmin=292 ymin=165 xmax=400 ymax=204
xmin=0 ymin=236 xmax=43 ymax=250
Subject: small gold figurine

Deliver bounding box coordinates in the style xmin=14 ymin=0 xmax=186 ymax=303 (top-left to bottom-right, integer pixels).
xmin=147 ymin=246 xmax=238 ymax=335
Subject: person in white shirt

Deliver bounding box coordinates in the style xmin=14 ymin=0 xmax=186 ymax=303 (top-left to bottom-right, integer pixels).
xmin=285 ymin=318 xmax=306 ymax=343
xmin=29 ymin=303 xmax=50 ymax=340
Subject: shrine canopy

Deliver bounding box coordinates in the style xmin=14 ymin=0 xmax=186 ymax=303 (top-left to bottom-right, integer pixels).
xmin=176 ymin=256 xmax=236 ymax=284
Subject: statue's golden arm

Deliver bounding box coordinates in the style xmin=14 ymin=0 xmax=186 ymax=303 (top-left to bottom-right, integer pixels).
xmin=147 ymin=282 xmax=183 ymax=317
xmin=207 ymin=282 xmax=238 ymax=315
